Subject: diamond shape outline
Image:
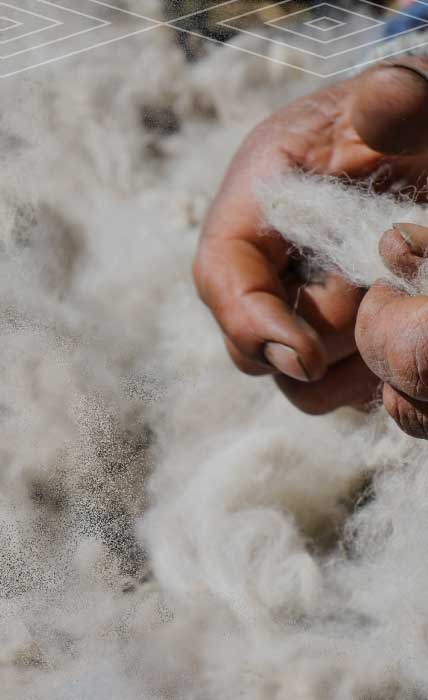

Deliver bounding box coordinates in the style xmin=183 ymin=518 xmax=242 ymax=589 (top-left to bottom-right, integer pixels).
xmin=0 ymin=1 xmax=110 ymax=59
xmin=0 ymin=6 xmax=105 ymax=59
xmin=263 ymin=7 xmax=383 ymax=49
xmin=0 ymin=2 xmax=63 ymax=48
xmin=228 ymin=3 xmax=386 ymax=52
xmin=0 ymin=0 xmax=162 ymax=77
xmin=166 ymin=0 xmax=428 ymax=77
xmin=0 ymin=16 xmax=22 ymax=32
xmin=304 ymin=16 xmax=346 ymax=32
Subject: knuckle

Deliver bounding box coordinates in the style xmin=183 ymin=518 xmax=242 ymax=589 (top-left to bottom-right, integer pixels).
xmin=293 ymin=397 xmax=331 ymax=416
xmin=412 ymin=331 xmax=428 ymax=399
xmin=384 ymin=386 xmax=428 ymax=440
xmin=378 ymin=228 xmax=419 ymax=277
xmin=388 ymin=321 xmax=428 ymax=400
xmin=277 ymin=381 xmax=332 ymax=416
xmin=378 ymin=229 xmax=402 ymax=264
xmin=225 ymin=339 xmax=268 ymax=377
xmin=289 ymin=332 xmax=327 ymax=383
xmin=297 ymin=337 xmax=324 ymax=371
xmin=229 ymin=354 xmax=263 ymax=376
xmin=355 ymin=293 xmax=376 ymax=358
xmin=233 ymin=363 xmax=266 ymax=377
xmin=222 ymin=311 xmax=251 ymax=352
xmin=294 ymin=399 xmax=330 ymax=416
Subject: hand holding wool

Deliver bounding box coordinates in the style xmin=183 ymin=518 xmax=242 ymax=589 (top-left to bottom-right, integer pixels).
xmin=356 ymin=223 xmax=428 ymax=440
xmin=193 ymin=56 xmax=428 ymax=419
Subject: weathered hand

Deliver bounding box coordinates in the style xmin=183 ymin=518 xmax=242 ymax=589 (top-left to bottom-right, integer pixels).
xmin=193 ymin=58 xmax=428 ymax=415
xmin=356 ymin=223 xmax=428 ymax=439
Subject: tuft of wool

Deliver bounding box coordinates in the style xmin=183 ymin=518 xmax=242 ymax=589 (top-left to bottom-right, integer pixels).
xmin=262 ymin=171 xmax=428 ymax=294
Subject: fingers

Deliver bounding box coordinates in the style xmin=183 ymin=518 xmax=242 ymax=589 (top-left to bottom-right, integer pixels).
xmin=356 ymin=281 xmax=428 ymax=401
xmin=194 ymin=236 xmax=328 ymax=381
xmin=285 ymin=272 xmax=365 ymax=364
xmin=359 ymin=223 xmax=428 ymax=440
xmin=378 ymin=224 xmax=427 ymax=278
xmin=383 ymin=383 xmax=428 ymax=440
xmin=351 ymin=58 xmax=428 ymax=155
xmin=388 ymin=222 xmax=428 ymax=257
xmin=224 ymin=337 xmax=274 ymax=377
xmin=275 ymin=353 xmax=380 ymax=416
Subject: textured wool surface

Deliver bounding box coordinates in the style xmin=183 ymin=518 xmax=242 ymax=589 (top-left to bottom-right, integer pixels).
xmin=2 ymin=5 xmax=428 ymax=700
xmin=263 ymin=172 xmax=428 ymax=294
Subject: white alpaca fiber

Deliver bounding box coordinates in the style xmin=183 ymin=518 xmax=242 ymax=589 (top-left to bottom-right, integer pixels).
xmin=262 ymin=170 xmax=428 ymax=294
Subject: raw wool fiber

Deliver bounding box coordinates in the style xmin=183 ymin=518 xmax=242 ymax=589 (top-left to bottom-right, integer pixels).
xmin=0 ymin=7 xmax=428 ymax=700
xmin=262 ymin=171 xmax=428 ymax=294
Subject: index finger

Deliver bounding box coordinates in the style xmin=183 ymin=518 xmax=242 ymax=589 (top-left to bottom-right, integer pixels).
xmin=193 ymin=106 xmax=338 ymax=382
xmin=194 ymin=228 xmax=328 ymax=381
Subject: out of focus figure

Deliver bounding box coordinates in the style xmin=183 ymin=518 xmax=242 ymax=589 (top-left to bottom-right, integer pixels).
xmin=384 ymin=0 xmax=428 ymax=37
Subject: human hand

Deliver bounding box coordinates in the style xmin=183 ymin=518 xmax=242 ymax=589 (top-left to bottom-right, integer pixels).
xmin=193 ymin=57 xmax=428 ymax=414
xmin=356 ymin=222 xmax=428 ymax=439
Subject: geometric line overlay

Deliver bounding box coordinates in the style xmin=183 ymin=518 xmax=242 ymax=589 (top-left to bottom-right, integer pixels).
xmin=168 ymin=0 xmax=428 ymax=78
xmin=3 ymin=0 xmax=428 ymax=80
xmin=0 ymin=0 xmax=161 ymax=78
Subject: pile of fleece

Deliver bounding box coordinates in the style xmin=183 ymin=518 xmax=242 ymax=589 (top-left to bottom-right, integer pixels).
xmin=1 ymin=3 xmax=428 ymax=699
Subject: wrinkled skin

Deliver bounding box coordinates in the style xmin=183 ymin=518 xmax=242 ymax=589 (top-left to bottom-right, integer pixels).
xmin=193 ymin=57 xmax=428 ymax=436
xmin=356 ymin=222 xmax=428 ymax=439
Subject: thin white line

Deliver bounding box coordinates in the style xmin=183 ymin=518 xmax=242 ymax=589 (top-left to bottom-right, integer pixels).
xmin=0 ymin=1 xmax=62 ymax=22
xmin=266 ymin=10 xmax=384 ymax=30
xmin=255 ymin=15 xmax=384 ymax=47
xmin=17 ymin=0 xmax=112 ymax=24
xmin=221 ymin=3 xmax=384 ymax=47
xmin=143 ymin=0 xmax=428 ymax=28
xmin=213 ymin=0 xmax=294 ymax=24
xmin=0 ymin=22 xmax=108 ymax=59
xmin=223 ymin=25 xmax=334 ymax=57
xmin=0 ymin=23 xmax=160 ymax=77
xmin=168 ymin=0 xmax=256 ymax=24
xmin=262 ymin=21 xmax=384 ymax=47
xmin=220 ymin=0 xmax=428 ymax=27
xmin=321 ymin=1 xmax=388 ymax=23
xmin=256 ymin=2 xmax=328 ymax=24
xmin=326 ymin=36 xmax=428 ymax=76
xmin=214 ymin=22 xmax=428 ymax=60
xmin=0 ymin=3 xmax=63 ymax=46
xmin=164 ymin=25 xmax=329 ymax=77
xmin=0 ymin=0 xmax=119 ymax=54
xmin=226 ymin=0 xmax=384 ymax=34
xmin=0 ymin=16 xmax=20 ymax=31
xmin=171 ymin=0 xmax=428 ymax=30
xmin=354 ymin=0 xmax=428 ymax=21
xmin=304 ymin=17 xmax=345 ymax=32
xmin=0 ymin=23 xmax=61 ymax=46
xmin=178 ymin=21 xmax=428 ymax=77
xmin=217 ymin=23 xmax=336 ymax=57
xmin=166 ymin=22 xmax=428 ymax=78
xmin=317 ymin=23 xmax=428 ymax=58
xmin=84 ymin=0 xmax=161 ymax=23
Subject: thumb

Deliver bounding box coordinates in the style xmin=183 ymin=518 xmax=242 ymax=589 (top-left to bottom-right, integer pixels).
xmin=351 ymin=57 xmax=428 ymax=155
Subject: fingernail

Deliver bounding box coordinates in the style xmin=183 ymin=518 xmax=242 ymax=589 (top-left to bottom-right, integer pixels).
xmin=264 ymin=342 xmax=311 ymax=382
xmin=393 ymin=223 xmax=428 ymax=255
